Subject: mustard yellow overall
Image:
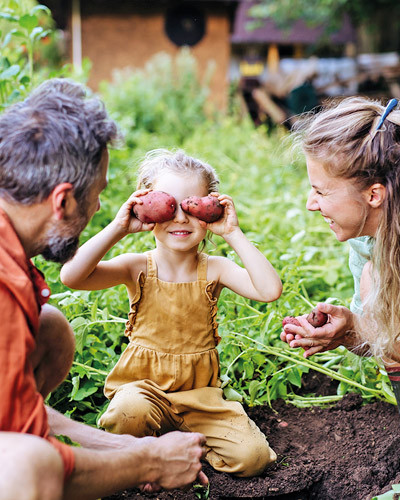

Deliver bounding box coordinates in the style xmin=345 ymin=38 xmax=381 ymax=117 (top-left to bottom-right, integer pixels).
xmin=99 ymin=251 xmax=276 ymax=476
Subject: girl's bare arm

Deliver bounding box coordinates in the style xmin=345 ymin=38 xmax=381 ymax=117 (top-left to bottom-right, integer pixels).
xmin=205 ymin=194 xmax=282 ymax=302
xmin=60 ymin=191 xmax=153 ymax=290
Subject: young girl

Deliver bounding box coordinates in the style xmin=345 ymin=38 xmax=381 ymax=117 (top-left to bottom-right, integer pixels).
xmin=61 ymin=149 xmax=282 ymax=477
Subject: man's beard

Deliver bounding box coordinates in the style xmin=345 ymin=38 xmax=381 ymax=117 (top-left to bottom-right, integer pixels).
xmin=40 ymin=203 xmax=89 ymax=264
xmin=41 ymin=234 xmax=81 ymax=264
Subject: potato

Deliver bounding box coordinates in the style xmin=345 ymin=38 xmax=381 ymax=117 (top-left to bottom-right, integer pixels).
xmin=282 ymin=316 xmax=301 ymax=327
xmin=133 ymin=191 xmax=176 ymax=223
xmin=180 ymin=195 xmax=224 ymax=223
xmin=282 ymin=308 xmax=328 ymax=328
xmin=306 ymin=307 xmax=328 ymax=328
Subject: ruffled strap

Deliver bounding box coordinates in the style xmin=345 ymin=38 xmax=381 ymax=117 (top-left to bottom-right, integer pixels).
xmin=205 ymin=281 xmax=221 ymax=345
xmin=124 ymin=271 xmax=146 ymax=340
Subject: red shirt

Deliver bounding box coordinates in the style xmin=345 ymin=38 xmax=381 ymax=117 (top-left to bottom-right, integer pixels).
xmin=0 ymin=207 xmax=74 ymax=480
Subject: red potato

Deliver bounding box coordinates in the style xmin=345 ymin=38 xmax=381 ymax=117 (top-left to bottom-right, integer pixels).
xmin=282 ymin=316 xmax=301 ymax=327
xmin=180 ymin=195 xmax=224 ymax=223
xmin=133 ymin=191 xmax=177 ymax=224
xmin=282 ymin=307 xmax=328 ymax=328
xmin=306 ymin=307 xmax=328 ymax=328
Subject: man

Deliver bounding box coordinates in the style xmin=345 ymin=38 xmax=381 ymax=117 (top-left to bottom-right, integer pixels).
xmin=0 ymin=79 xmax=207 ymax=500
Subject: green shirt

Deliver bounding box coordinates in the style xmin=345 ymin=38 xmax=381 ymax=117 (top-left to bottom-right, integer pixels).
xmin=348 ymin=236 xmax=374 ymax=315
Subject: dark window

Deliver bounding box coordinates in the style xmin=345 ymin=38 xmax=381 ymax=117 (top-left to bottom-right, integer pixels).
xmin=165 ymin=5 xmax=206 ymax=47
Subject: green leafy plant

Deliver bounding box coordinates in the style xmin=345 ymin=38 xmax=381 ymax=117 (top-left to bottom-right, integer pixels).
xmin=99 ymin=48 xmax=216 ymax=147
xmin=194 ymin=482 xmax=210 ymax=500
xmin=0 ymin=0 xmax=84 ymax=108
xmin=0 ymin=0 xmax=52 ymax=106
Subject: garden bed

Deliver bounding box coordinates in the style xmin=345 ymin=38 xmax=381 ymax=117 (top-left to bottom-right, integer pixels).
xmin=104 ymin=372 xmax=400 ymax=500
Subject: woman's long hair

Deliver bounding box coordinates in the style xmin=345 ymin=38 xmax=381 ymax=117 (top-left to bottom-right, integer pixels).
xmin=294 ymin=96 xmax=400 ymax=359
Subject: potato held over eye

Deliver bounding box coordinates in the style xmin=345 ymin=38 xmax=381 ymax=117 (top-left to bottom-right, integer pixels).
xmin=133 ymin=191 xmax=177 ymax=223
xmin=180 ymin=195 xmax=224 ymax=223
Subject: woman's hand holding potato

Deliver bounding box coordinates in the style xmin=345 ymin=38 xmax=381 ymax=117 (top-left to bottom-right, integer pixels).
xmin=281 ymin=303 xmax=356 ymax=358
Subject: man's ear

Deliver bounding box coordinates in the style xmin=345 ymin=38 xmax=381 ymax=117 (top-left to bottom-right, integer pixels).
xmin=50 ymin=183 xmax=75 ymax=220
xmin=364 ymin=183 xmax=386 ymax=209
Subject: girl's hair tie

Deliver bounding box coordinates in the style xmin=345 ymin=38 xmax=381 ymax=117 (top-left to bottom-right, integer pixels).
xmin=375 ymin=98 xmax=398 ymax=132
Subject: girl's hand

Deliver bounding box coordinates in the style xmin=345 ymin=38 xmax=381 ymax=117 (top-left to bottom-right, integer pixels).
xmin=113 ymin=189 xmax=155 ymax=234
xmin=199 ymin=193 xmax=239 ymax=237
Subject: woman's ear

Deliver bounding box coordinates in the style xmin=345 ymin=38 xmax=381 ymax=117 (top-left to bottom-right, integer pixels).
xmin=364 ymin=183 xmax=386 ymax=209
xmin=50 ymin=183 xmax=75 ymax=220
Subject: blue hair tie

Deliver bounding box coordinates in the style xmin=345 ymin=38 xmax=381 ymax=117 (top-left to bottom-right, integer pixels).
xmin=375 ymin=98 xmax=398 ymax=132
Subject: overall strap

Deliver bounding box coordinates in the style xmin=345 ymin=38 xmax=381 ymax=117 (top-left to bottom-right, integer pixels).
xmin=197 ymin=252 xmax=208 ymax=280
xmin=146 ymin=251 xmax=157 ymax=278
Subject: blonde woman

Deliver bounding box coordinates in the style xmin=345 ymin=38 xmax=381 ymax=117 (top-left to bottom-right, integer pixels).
xmin=281 ymin=97 xmax=400 ymax=410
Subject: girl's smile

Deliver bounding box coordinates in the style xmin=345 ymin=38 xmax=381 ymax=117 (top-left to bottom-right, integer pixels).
xmin=169 ymin=230 xmax=193 ymax=237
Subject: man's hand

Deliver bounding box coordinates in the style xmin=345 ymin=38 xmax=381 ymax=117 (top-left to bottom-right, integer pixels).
xmin=281 ymin=303 xmax=356 ymax=358
xmin=140 ymin=431 xmax=208 ymax=492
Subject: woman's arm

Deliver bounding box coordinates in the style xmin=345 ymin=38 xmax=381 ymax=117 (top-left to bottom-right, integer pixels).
xmin=205 ymin=194 xmax=282 ymax=302
xmin=60 ymin=190 xmax=154 ymax=290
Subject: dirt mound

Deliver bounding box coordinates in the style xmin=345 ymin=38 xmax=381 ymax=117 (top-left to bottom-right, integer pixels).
xmin=104 ymin=372 xmax=400 ymax=500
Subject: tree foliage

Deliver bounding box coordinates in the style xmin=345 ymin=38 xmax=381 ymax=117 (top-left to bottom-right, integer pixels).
xmin=249 ymin=0 xmax=400 ymax=31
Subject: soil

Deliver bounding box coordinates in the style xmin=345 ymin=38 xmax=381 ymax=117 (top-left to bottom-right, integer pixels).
xmin=104 ymin=372 xmax=400 ymax=500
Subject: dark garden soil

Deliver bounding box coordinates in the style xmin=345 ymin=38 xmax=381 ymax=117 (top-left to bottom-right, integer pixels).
xmin=104 ymin=372 xmax=400 ymax=500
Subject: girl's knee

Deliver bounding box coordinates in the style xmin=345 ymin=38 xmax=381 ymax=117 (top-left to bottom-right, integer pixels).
xmin=234 ymin=440 xmax=277 ymax=477
xmin=207 ymin=438 xmax=276 ymax=477
xmin=99 ymin=392 xmax=160 ymax=437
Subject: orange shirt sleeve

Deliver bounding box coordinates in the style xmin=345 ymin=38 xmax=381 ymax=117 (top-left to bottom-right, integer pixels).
xmin=0 ymin=283 xmax=44 ymax=433
xmin=0 ymin=283 xmax=75 ymax=480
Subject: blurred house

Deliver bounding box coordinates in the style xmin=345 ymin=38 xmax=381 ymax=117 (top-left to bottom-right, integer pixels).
xmin=230 ymin=0 xmax=357 ymax=90
xmin=231 ymin=1 xmax=400 ymax=127
xmin=230 ymin=0 xmax=356 ymax=75
xmin=42 ymin=0 xmax=238 ymax=109
xmin=41 ymin=0 xmax=400 ymax=117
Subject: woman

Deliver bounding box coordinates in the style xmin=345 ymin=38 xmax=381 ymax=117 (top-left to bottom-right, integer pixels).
xmin=281 ymin=96 xmax=400 ymax=409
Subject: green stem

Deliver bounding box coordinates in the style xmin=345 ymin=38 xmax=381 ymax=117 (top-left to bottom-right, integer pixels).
xmin=231 ymin=331 xmax=382 ymax=396
xmin=0 ymin=83 xmax=5 ymax=105
xmin=82 ymin=319 xmax=126 ymax=330
xmin=220 ymin=314 xmax=260 ymax=325
xmin=27 ymin=40 xmax=33 ymax=83
xmin=73 ymin=361 xmax=108 ymax=376
xmin=288 ymin=394 xmax=343 ymax=404
xmin=300 ymin=283 xmax=313 ymax=308
xmin=225 ymin=350 xmax=247 ymax=373
xmin=233 ymin=299 xmax=262 ymax=315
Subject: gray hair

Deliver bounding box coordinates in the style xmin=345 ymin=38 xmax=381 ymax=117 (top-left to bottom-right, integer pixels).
xmin=137 ymin=149 xmax=219 ymax=193
xmin=0 ymin=78 xmax=118 ymax=204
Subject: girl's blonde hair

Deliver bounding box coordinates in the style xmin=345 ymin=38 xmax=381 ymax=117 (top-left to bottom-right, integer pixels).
xmin=294 ymin=96 xmax=400 ymax=360
xmin=137 ymin=149 xmax=219 ymax=193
